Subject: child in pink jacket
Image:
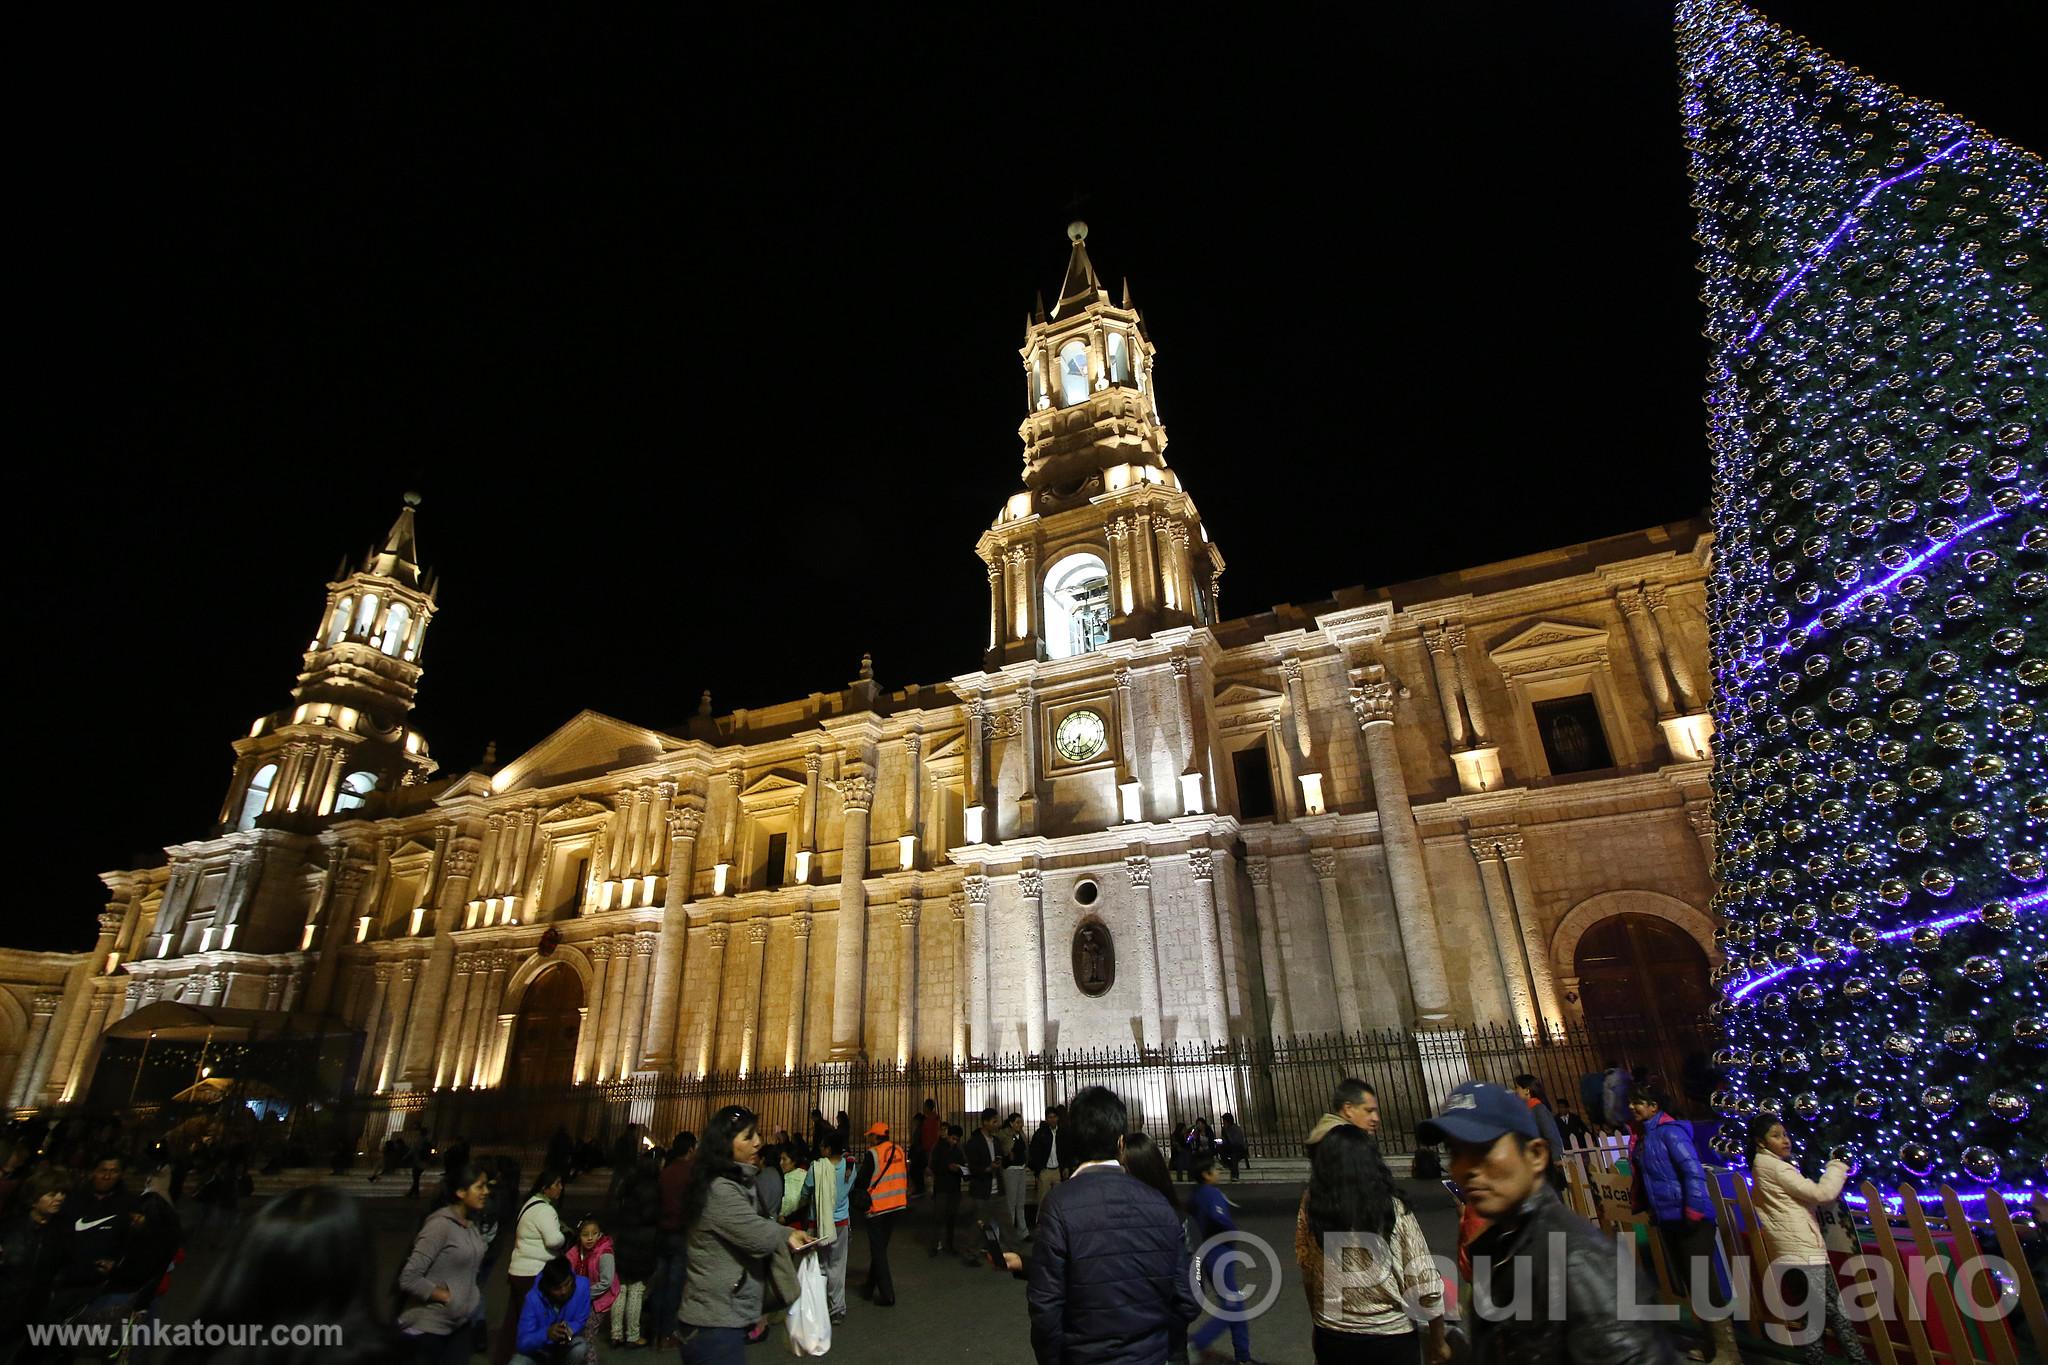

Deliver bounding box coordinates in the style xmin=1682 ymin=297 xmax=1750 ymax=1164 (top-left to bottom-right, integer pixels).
xmin=566 ymin=1215 xmax=619 ymax=1361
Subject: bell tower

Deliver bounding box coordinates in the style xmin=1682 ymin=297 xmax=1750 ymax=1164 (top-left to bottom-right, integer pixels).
xmin=215 ymin=494 xmax=440 ymax=833
xmin=978 ymin=223 xmax=1224 ymax=667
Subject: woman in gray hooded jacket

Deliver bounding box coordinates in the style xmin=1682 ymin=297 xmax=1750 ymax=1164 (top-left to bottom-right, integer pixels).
xmin=675 ymin=1105 xmax=814 ymax=1361
xmin=398 ymin=1162 xmax=493 ymax=1365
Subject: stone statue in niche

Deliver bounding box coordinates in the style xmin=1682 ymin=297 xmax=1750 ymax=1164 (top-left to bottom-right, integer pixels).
xmin=1072 ymin=921 xmax=1114 ymax=997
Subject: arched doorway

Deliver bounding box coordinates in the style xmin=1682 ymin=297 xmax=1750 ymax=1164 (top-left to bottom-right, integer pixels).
xmin=1573 ymin=913 xmax=1712 ymax=1035
xmin=508 ymin=964 xmax=582 ymax=1092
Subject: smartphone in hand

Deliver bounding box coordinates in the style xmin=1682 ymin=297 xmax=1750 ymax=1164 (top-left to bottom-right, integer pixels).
xmin=979 ymin=1219 xmax=1004 ymax=1268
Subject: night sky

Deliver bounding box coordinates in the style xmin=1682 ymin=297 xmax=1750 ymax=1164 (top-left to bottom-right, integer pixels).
xmin=18 ymin=4 xmax=2044 ymax=952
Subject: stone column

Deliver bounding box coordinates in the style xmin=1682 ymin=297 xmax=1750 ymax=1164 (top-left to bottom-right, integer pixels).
xmin=1348 ymin=665 xmax=1455 ymax=1026
xmin=965 ymin=701 xmax=988 ymax=824
xmin=1646 ymin=586 xmax=1704 ymax=712
xmin=1496 ymin=836 xmax=1563 ymax=1032
xmin=785 ymin=910 xmax=813 ymax=1072
xmin=377 ymin=959 xmax=421 ymax=1093
xmin=1004 ymin=546 xmax=1026 ymax=644
xmin=8 ymin=995 xmax=59 ymax=1110
xmin=986 ymin=561 xmax=1004 ymax=651
xmin=357 ymin=965 xmax=394 ymax=1091
xmin=1422 ymin=626 xmax=1471 ymax=749
xmin=1686 ymin=800 xmax=1717 ymax=880
xmin=1107 ymin=518 xmax=1134 ymax=616
xmin=486 ymin=1011 xmax=516 ymax=1089
xmin=828 ymin=775 xmax=875 ymax=1060
xmin=1468 ymin=836 xmax=1535 ymax=1032
xmin=579 ymin=941 xmax=614 ymax=1083
xmin=475 ymin=816 xmax=504 ymax=906
xmin=618 ymin=935 xmax=654 ymax=1079
xmin=43 ymin=912 xmax=124 ymax=1104
xmin=698 ymin=924 xmax=730 ymax=1075
xmin=307 ymin=856 xmax=369 ymax=1018
xmin=1171 ymin=656 xmax=1198 ymax=785
xmin=799 ymin=755 xmax=822 ymax=869
xmin=949 ymin=895 xmax=968 ymax=1066
xmin=1153 ymin=518 xmax=1180 ymax=612
xmin=965 ymin=875 xmax=991 ymax=1059
xmin=902 ymin=734 xmax=924 ymax=867
xmin=718 ymin=766 xmax=744 ymax=889
xmin=1124 ymin=855 xmax=1165 ymax=1051
xmin=1243 ymin=857 xmax=1293 ymax=1038
xmin=1616 ymin=588 xmax=1675 ymax=718
xmin=453 ymin=953 xmax=491 ymax=1087
xmin=1112 ymin=666 xmax=1140 ymax=816
xmin=437 ymin=958 xmax=475 ymax=1090
xmin=1133 ymin=510 xmax=1159 ymax=616
xmin=1309 ymin=850 xmax=1365 ymax=1033
xmin=1447 ymin=626 xmax=1492 ymax=746
xmin=895 ymin=897 xmax=920 ymax=1065
xmin=739 ymin=920 xmax=770 ymax=1077
xmin=471 ymin=953 xmax=510 ymax=1087
xmin=1282 ymin=658 xmax=1315 ymax=759
xmin=1017 ymin=868 xmax=1047 ymax=1057
xmin=601 ymin=934 xmax=631 ymax=1079
xmin=643 ymin=802 xmax=700 ymax=1072
xmin=402 ymin=841 xmax=474 ymax=1087
xmin=66 ymin=986 xmax=117 ymax=1104
xmin=1020 ymin=544 xmax=1041 ymax=644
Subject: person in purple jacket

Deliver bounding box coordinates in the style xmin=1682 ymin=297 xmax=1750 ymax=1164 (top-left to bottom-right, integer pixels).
xmin=1629 ymin=1089 xmax=1736 ymax=1363
xmin=511 ymin=1256 xmax=592 ymax=1365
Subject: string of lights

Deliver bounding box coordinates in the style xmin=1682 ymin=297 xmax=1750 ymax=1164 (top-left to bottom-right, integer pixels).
xmin=1677 ymin=0 xmax=2045 ymax=1197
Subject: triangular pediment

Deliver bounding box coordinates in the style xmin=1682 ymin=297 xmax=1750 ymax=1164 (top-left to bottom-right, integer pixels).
xmin=541 ymin=795 xmax=613 ymax=825
xmin=1489 ymin=620 xmax=1612 ymax=667
xmin=922 ymin=730 xmax=966 ymax=761
xmin=390 ymin=838 xmax=436 ymax=862
xmin=491 ymin=710 xmax=683 ymax=794
xmin=433 ymin=771 xmax=497 ymax=805
xmin=741 ymin=771 xmax=807 ymax=800
xmin=1213 ymin=680 xmax=1284 ymax=708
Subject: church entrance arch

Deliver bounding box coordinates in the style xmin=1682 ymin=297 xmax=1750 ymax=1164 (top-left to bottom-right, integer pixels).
xmin=508 ymin=964 xmax=582 ymax=1093
xmin=1572 ymin=913 xmax=1712 ymax=1036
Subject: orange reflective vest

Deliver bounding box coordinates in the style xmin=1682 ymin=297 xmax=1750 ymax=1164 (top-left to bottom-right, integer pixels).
xmin=866 ymin=1140 xmax=908 ymax=1216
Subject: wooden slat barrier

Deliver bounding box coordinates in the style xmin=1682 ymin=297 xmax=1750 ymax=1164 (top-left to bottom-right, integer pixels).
xmin=1547 ymin=1148 xmax=2043 ymax=1365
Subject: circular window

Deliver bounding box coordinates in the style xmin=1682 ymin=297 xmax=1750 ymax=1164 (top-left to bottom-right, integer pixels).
xmin=1073 ymin=877 xmax=1100 ymax=907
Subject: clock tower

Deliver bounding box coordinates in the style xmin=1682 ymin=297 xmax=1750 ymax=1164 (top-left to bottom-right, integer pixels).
xmin=976 ymin=222 xmax=1225 ymax=669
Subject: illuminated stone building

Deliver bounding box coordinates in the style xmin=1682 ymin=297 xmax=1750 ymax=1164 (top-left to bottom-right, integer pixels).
xmin=3 ymin=227 xmax=1721 ymax=1113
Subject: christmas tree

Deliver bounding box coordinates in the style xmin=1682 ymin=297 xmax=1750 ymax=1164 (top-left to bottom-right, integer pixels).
xmin=1678 ymin=0 xmax=2045 ymax=1200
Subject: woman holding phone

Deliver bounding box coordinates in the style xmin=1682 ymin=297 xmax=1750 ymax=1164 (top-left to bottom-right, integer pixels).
xmin=676 ymin=1105 xmax=814 ymax=1364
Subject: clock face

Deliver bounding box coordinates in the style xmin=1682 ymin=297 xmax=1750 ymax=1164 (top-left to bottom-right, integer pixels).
xmin=1054 ymin=708 xmax=1108 ymax=763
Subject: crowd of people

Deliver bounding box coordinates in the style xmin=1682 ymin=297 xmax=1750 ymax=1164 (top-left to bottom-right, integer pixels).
xmin=0 ymin=1066 xmax=1887 ymax=1365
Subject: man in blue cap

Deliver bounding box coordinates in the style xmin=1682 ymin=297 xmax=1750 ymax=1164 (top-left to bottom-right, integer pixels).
xmin=1419 ymin=1081 xmax=1677 ymax=1364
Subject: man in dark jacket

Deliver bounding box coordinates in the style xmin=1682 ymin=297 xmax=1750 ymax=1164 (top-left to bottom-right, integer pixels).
xmin=1026 ymin=1086 xmax=1196 ymax=1365
xmin=1420 ymin=1082 xmax=1678 ymax=1364
xmin=47 ymin=1152 xmax=135 ymax=1322
xmin=963 ymin=1108 xmax=1004 ymax=1264
xmin=1026 ymin=1103 xmax=1068 ymax=1225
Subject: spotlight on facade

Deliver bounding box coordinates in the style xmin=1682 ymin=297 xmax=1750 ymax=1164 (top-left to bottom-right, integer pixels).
xmin=1298 ymin=772 xmax=1326 ymax=816
xmin=898 ymin=835 xmax=917 ymax=869
xmin=713 ymin=863 xmax=731 ymax=896
xmin=355 ymin=916 xmax=371 ymax=944
xmin=794 ymin=850 xmax=812 ymax=882
xmin=1118 ymin=781 xmax=1144 ymax=824
xmin=1179 ymin=772 xmax=1205 ymax=815
xmin=964 ymin=806 xmax=986 ymax=844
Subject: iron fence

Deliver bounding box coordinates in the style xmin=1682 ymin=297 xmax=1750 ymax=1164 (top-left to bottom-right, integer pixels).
xmin=302 ymin=1021 xmax=1709 ymax=1171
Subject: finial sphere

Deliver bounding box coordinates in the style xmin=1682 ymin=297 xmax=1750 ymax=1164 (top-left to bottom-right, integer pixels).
xmin=1066 ymin=220 xmax=1088 ymax=243
xmin=403 ymin=490 xmax=423 ymax=508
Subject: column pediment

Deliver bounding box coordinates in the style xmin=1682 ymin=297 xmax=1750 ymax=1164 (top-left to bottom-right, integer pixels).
xmin=1487 ymin=621 xmax=1612 ymax=677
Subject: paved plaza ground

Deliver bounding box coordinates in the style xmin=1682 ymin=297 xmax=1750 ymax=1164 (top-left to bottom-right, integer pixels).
xmin=150 ymin=1175 xmax=1462 ymax=1363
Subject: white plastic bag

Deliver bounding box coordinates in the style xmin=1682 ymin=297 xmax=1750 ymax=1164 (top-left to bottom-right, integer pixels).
xmin=786 ymin=1250 xmax=831 ymax=1356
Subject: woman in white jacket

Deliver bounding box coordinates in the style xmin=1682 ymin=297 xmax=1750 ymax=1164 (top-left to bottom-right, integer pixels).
xmin=493 ymin=1168 xmax=566 ymax=1365
xmin=1745 ymin=1118 xmax=1869 ymax=1364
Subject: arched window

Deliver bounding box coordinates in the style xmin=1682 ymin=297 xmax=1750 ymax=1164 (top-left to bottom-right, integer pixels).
xmin=380 ymin=602 xmax=410 ymax=656
xmin=1058 ymin=341 xmax=1090 ymax=406
xmin=332 ymin=770 xmax=378 ymax=813
xmin=236 ymin=764 xmax=278 ymax=831
xmin=1106 ymin=331 xmax=1130 ymax=384
xmin=1044 ymin=552 xmax=1113 ymax=660
xmin=326 ymin=597 xmax=353 ymax=646
xmin=352 ymin=593 xmax=380 ymax=640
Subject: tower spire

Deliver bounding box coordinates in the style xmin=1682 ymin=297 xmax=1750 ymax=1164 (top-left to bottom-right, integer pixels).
xmin=1053 ymin=221 xmax=1105 ymax=317
xmin=366 ymin=490 xmax=424 ymax=589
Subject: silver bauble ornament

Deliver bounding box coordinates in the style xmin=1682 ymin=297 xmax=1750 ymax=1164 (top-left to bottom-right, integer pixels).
xmin=1898 ymin=1142 xmax=1935 ymax=1177
xmin=1921 ymin=1084 xmax=1957 ymax=1116
xmin=1944 ymin=1024 xmax=1980 ymax=1052
xmin=1986 ymin=1089 xmax=2030 ymax=1123
xmin=1961 ymin=955 xmax=2004 ymax=986
xmin=2015 ymin=1016 xmax=2048 ymax=1048
xmin=1960 ymin=1147 xmax=2002 ymax=1182
xmin=1884 ymin=1032 xmax=1919 ymax=1057
xmin=1793 ymin=1092 xmax=1822 ymax=1119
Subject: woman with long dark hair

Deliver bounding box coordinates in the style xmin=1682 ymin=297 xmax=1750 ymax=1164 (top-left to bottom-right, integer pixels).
xmin=1746 ymin=1116 xmax=1867 ymax=1365
xmin=166 ymin=1185 xmax=392 ymax=1365
xmin=494 ymin=1168 xmax=565 ymax=1365
xmin=1296 ymin=1126 xmax=1445 ymax=1363
xmin=677 ymin=1105 xmax=813 ymax=1364
xmin=397 ymin=1161 xmax=491 ymax=1364
xmin=1117 ymin=1131 xmax=1181 ymax=1215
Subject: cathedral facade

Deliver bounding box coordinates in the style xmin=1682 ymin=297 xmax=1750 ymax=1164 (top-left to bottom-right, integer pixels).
xmin=3 ymin=227 xmax=1720 ymax=1117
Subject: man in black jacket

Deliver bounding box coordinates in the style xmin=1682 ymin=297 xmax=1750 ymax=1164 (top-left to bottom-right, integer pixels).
xmin=1419 ymin=1082 xmax=1679 ymax=1365
xmin=963 ymin=1108 xmax=1004 ymax=1265
xmin=47 ymin=1152 xmax=135 ymax=1323
xmin=1026 ymin=1086 xmax=1196 ymax=1365
xmin=1025 ymin=1103 xmax=1068 ymax=1231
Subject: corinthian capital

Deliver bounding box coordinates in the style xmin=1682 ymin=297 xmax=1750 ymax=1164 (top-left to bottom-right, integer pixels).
xmin=836 ymin=777 xmax=876 ymax=813
xmin=963 ymin=874 xmax=990 ymax=906
xmin=792 ymin=910 xmax=814 ymax=940
xmin=1615 ymin=586 xmax=1646 ymax=617
xmin=1309 ymin=848 xmax=1339 ymax=880
xmin=1643 ymin=583 xmax=1671 ymax=613
xmin=1017 ymin=868 xmax=1044 ymax=899
xmin=706 ymin=923 xmax=730 ymax=950
xmin=1244 ymin=856 xmax=1269 ymax=887
xmin=1347 ymin=664 xmax=1399 ymax=727
xmin=1187 ymin=848 xmax=1215 ymax=881
xmin=670 ymin=806 xmax=706 ymax=839
xmin=1124 ymin=855 xmax=1151 ymax=888
xmin=747 ymin=919 xmax=770 ymax=947
xmin=948 ymin=893 xmax=966 ymax=923
xmin=897 ymin=901 xmax=921 ymax=929
xmin=98 ymin=911 xmax=126 ymax=935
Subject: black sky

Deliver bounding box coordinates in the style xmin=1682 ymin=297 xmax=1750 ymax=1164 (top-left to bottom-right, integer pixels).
xmin=16 ymin=4 xmax=2045 ymax=951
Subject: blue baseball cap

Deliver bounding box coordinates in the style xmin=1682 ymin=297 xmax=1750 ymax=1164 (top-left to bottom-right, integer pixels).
xmin=1416 ymin=1082 xmax=1539 ymax=1146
